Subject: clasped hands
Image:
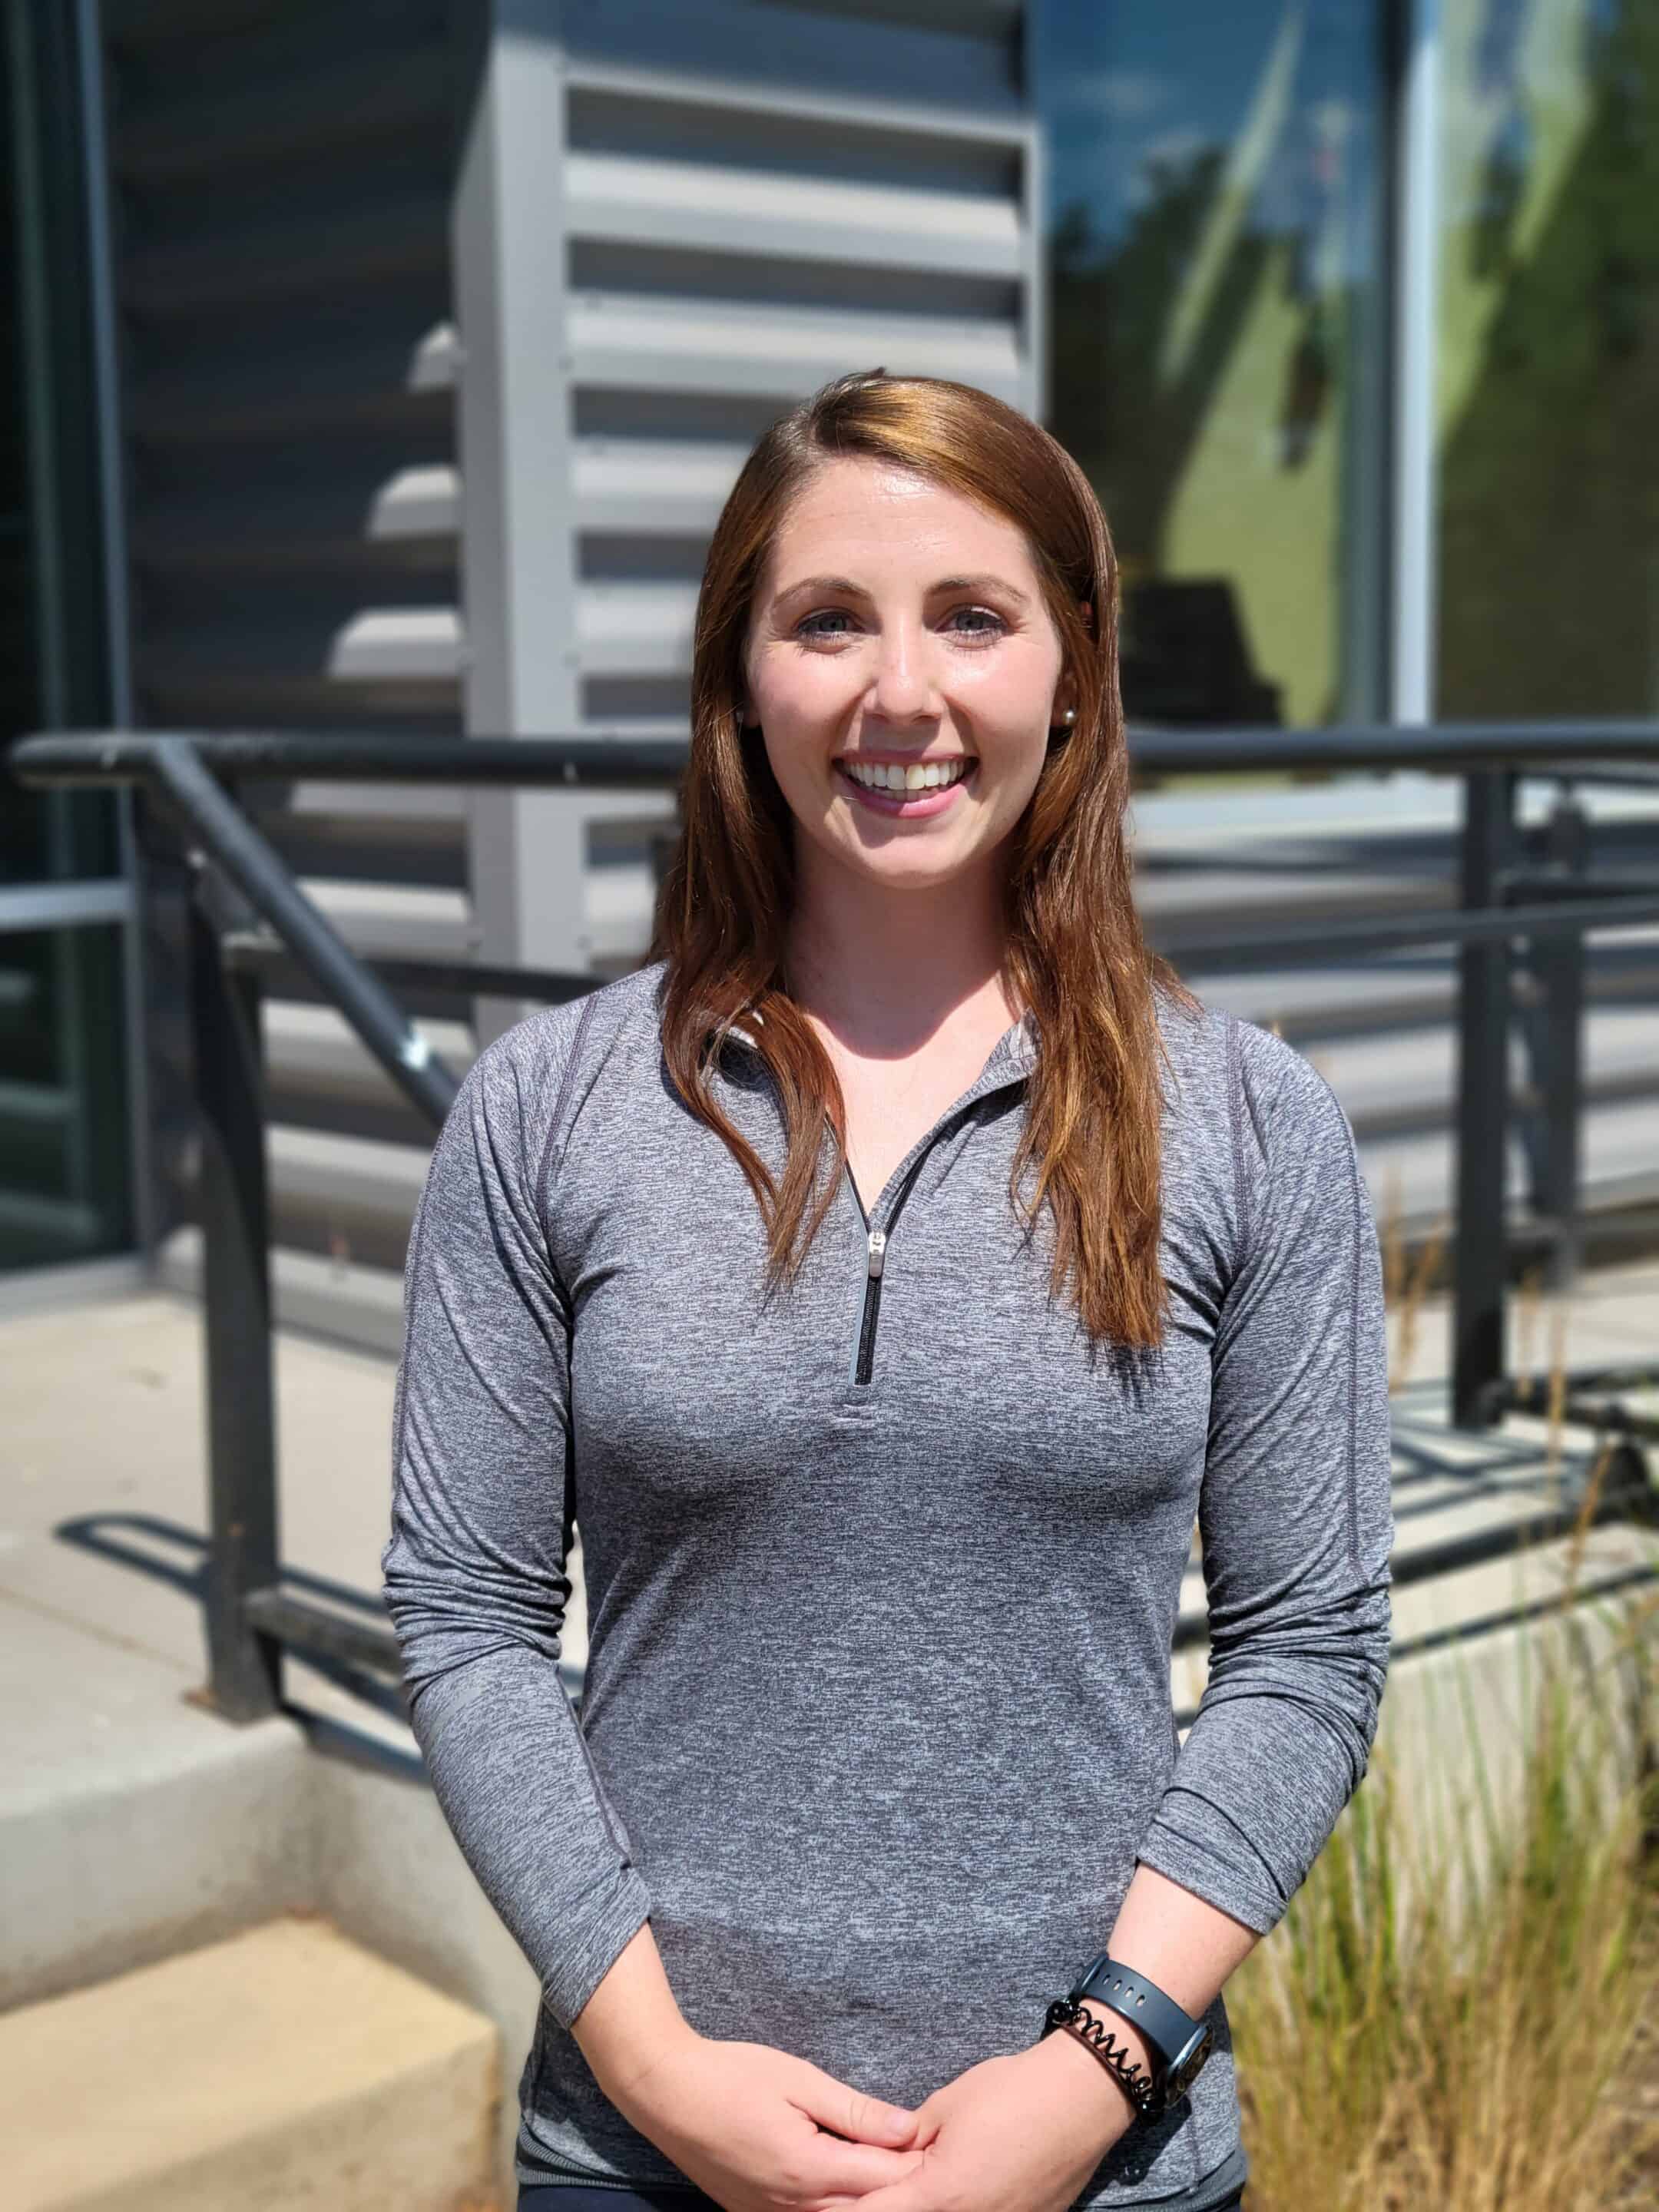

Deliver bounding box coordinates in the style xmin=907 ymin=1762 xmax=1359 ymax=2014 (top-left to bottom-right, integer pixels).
xmin=609 ymin=2018 xmax=1141 ymax=2212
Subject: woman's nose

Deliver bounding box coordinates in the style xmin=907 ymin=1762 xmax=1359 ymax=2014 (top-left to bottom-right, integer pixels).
xmin=866 ymin=622 xmax=939 ymax=723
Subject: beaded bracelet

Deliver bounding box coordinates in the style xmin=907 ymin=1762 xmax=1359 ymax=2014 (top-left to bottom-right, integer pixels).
xmin=1041 ymin=1995 xmax=1157 ymax=2121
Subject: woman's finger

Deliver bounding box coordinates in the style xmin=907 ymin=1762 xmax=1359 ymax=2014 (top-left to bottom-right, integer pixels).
xmin=786 ymin=2067 xmax=921 ymax=2148
xmin=793 ymin=2136 xmax=932 ymax=2204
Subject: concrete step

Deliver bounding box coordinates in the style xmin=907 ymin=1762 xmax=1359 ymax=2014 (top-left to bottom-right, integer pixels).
xmin=2 ymin=1916 xmax=501 ymax=2212
xmin=0 ymin=1475 xmax=535 ymax=2201
xmin=0 ymin=1604 xmax=314 ymax=2015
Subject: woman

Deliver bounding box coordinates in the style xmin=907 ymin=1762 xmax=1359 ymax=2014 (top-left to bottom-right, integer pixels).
xmin=381 ymin=369 xmax=1394 ymax=2212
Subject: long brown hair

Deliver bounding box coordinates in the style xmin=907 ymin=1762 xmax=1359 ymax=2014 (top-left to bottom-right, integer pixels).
xmin=646 ymin=369 xmax=1198 ymax=1350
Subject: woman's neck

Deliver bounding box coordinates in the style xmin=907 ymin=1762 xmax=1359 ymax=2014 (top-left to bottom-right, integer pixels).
xmin=782 ymin=853 xmax=1021 ymax=1057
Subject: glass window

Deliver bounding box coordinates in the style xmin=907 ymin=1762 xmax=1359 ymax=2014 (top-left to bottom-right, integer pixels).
xmin=2 ymin=5 xmax=131 ymax=1275
xmin=1033 ymin=2 xmax=1390 ymax=728
xmin=1435 ymin=0 xmax=1658 ymax=717
xmin=0 ymin=922 xmax=131 ymax=1270
xmin=2 ymin=0 xmax=119 ymax=885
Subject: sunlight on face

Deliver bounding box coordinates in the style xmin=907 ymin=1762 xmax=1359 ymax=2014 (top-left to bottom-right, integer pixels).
xmin=743 ymin=456 xmax=1069 ymax=897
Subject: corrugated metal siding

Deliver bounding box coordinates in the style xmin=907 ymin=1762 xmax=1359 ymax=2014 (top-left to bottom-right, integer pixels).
xmin=101 ymin=0 xmax=471 ymax=1299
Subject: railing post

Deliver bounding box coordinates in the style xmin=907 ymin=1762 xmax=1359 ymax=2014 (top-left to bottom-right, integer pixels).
xmin=1452 ymin=767 xmax=1516 ymax=1429
xmin=1530 ymin=787 xmax=1592 ymax=1291
xmin=188 ymin=850 xmax=282 ymax=1721
xmin=1535 ymin=790 xmax=1589 ymax=1295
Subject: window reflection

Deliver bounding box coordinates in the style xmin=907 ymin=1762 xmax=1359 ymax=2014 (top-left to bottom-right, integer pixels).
xmin=2 ymin=0 xmax=119 ymax=885
xmin=0 ymin=924 xmax=131 ymax=1272
xmin=1435 ymin=0 xmax=1659 ymax=717
xmin=1034 ymin=2 xmax=1387 ymax=729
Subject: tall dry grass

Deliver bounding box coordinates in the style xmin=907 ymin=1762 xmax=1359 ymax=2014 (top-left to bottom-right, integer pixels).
xmin=1226 ymin=1197 xmax=1659 ymax=2209
xmin=1229 ymin=1598 xmax=1659 ymax=2207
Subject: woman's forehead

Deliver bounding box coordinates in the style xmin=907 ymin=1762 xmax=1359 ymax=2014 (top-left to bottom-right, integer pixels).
xmin=762 ymin=455 xmax=1038 ymax=581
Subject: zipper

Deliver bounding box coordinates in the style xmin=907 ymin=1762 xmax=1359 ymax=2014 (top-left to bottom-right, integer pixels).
xmin=717 ymin=1009 xmax=1038 ymax=1392
xmin=847 ymin=1147 xmax=931 ymax=1387
xmin=856 ymin=1227 xmax=884 ymax=1383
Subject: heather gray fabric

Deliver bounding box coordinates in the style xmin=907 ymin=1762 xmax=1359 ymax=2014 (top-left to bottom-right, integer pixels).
xmin=381 ymin=958 xmax=1394 ymax=2207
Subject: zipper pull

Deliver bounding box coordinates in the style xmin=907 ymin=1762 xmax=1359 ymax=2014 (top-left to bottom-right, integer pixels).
xmin=866 ymin=1227 xmax=887 ymax=1278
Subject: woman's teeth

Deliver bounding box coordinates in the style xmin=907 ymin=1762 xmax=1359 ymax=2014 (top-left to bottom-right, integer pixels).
xmin=841 ymin=758 xmax=972 ymax=793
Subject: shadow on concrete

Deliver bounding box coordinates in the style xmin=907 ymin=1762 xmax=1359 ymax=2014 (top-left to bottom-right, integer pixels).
xmin=53 ymin=1507 xmax=414 ymax=1735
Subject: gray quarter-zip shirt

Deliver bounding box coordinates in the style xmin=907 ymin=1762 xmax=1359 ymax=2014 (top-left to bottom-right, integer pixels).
xmin=381 ymin=956 xmax=1394 ymax=2208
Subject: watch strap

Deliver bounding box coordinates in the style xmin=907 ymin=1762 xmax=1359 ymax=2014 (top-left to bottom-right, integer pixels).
xmin=1068 ymin=1952 xmax=1200 ymax=2076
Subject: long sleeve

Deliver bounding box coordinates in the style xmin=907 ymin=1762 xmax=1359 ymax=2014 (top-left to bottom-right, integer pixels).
xmin=1135 ymin=1017 xmax=1396 ymax=1936
xmin=379 ymin=1020 xmax=652 ymax=2028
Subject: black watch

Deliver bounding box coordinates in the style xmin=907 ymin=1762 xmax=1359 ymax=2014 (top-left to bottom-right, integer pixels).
xmin=1066 ymin=1952 xmax=1214 ymax=2116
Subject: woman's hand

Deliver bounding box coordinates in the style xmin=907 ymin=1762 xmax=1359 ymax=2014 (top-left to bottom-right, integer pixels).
xmin=819 ymin=2038 xmax=1136 ymax=2212
xmin=609 ymin=2025 xmax=931 ymax=2212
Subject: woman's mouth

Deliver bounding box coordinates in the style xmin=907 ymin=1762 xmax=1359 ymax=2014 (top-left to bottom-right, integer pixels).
xmin=834 ymin=756 xmax=978 ymax=817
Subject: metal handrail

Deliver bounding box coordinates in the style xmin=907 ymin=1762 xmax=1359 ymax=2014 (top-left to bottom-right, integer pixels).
xmin=16 ymin=717 xmax=1659 ymax=783
xmin=11 ymin=720 xmax=1659 ymax=1722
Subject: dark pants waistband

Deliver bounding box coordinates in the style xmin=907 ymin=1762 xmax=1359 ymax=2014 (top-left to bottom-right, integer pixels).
xmin=518 ymin=2189 xmax=720 ymax=2212
xmin=518 ymin=2191 xmax=1246 ymax=2212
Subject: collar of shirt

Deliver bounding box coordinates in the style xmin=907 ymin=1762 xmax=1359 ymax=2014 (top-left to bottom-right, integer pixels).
xmin=721 ymin=1003 xmax=1041 ymax=1081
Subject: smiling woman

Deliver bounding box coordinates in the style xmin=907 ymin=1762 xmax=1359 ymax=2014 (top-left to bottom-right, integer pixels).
xmin=380 ymin=369 xmax=1393 ymax=2212
xmin=660 ymin=369 xmax=1184 ymax=1345
xmin=747 ymin=469 xmax=1063 ymax=848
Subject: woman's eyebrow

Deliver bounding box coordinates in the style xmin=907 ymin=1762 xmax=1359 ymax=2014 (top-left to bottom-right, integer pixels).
xmin=770 ymin=574 xmax=869 ymax=605
xmin=770 ymin=571 xmax=1032 ymax=608
xmin=931 ymin=572 xmax=1031 ymax=608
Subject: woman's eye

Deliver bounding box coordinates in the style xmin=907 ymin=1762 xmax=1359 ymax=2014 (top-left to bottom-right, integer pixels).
xmin=796 ymin=610 xmax=856 ymax=640
xmin=793 ymin=605 xmax=1003 ymax=643
xmin=945 ymin=606 xmax=1005 ymax=638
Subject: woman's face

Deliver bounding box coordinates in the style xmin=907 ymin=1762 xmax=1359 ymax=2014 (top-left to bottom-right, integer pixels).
xmin=742 ymin=455 xmax=1071 ymax=898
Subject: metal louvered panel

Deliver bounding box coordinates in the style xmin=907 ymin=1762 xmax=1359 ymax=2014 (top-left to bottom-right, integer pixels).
xmin=563 ymin=153 xmax=1025 ymax=278
xmin=457 ymin=0 xmax=1039 ymax=1022
xmin=565 ymin=293 xmax=1027 ymax=406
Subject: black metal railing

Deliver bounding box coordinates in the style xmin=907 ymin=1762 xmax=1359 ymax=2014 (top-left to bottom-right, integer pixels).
xmin=12 ymin=721 xmax=1659 ymax=1724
